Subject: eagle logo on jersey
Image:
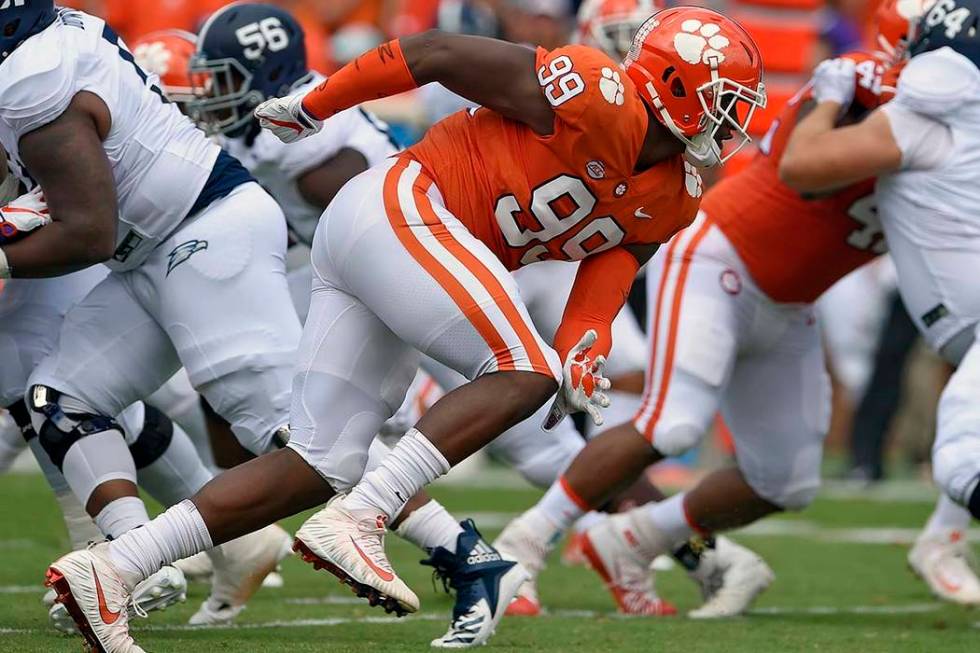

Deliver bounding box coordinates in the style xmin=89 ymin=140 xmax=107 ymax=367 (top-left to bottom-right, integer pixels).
xmin=674 ymin=19 xmax=730 ymax=66
xmin=599 ymin=68 xmax=625 ymax=106
xmin=167 ymin=240 xmax=208 ymax=276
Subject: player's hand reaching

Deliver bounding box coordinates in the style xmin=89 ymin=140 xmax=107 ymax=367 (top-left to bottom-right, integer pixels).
xmin=543 ymin=330 xmax=611 ymax=430
xmin=811 ymin=58 xmax=857 ymax=109
xmin=254 ymin=93 xmax=323 ymax=144
xmin=0 ymin=186 xmax=51 ymax=243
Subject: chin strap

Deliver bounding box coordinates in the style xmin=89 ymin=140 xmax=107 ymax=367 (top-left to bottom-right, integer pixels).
xmin=644 ymin=81 xmax=721 ymax=168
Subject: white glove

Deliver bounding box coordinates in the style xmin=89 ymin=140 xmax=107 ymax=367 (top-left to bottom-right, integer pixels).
xmin=254 ymin=93 xmax=323 ymax=144
xmin=810 ymin=57 xmax=857 ymax=108
xmin=0 ymin=186 xmax=50 ymax=243
xmin=543 ymin=330 xmax=612 ymax=430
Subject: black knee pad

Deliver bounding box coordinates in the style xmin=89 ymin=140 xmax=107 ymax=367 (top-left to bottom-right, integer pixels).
xmin=6 ymin=398 xmax=36 ymax=442
xmin=969 ymin=479 xmax=980 ymax=520
xmin=28 ymin=385 xmax=121 ymax=470
xmin=128 ymin=404 xmax=174 ymax=469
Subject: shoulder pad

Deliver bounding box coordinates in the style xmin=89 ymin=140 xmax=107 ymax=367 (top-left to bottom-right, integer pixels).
xmin=896 ymin=47 xmax=980 ymax=119
xmin=0 ymin=30 xmax=74 ymax=137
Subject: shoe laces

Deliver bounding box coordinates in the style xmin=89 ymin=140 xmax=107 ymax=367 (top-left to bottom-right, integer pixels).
xmin=354 ymin=518 xmax=393 ymax=573
xmin=129 ymin=595 xmax=148 ymax=620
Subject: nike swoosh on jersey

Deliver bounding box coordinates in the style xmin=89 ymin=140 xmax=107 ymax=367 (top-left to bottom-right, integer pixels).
xmin=350 ymin=536 xmax=395 ymax=582
xmin=93 ymin=564 xmax=122 ymax=625
xmin=634 ymin=208 xmax=653 ymax=219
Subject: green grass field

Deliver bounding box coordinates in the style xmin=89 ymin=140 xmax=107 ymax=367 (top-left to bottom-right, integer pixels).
xmin=0 ymin=472 xmax=977 ymax=652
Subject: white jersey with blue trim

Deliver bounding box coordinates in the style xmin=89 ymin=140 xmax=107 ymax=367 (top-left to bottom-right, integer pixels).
xmin=0 ymin=8 xmax=219 ymax=270
xmin=877 ymin=47 xmax=980 ymax=356
xmin=222 ymin=73 xmax=398 ymax=246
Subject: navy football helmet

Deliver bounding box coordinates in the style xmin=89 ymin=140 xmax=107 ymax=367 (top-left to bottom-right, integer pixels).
xmin=191 ymin=2 xmax=311 ymax=137
xmin=910 ymin=0 xmax=980 ymax=66
xmin=0 ymin=0 xmax=57 ymax=63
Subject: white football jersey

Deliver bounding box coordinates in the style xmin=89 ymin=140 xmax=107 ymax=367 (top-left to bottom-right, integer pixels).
xmin=877 ymin=47 xmax=980 ymax=356
xmin=223 ymin=73 xmax=398 ymax=245
xmin=0 ymin=9 xmax=219 ymax=270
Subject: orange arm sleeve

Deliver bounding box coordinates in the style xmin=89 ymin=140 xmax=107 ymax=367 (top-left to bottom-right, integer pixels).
xmin=302 ymin=40 xmax=418 ymax=120
xmin=552 ymin=247 xmax=641 ymax=363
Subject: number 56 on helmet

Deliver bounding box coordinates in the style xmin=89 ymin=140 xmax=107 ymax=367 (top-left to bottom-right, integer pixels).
xmin=624 ymin=7 xmax=766 ymax=167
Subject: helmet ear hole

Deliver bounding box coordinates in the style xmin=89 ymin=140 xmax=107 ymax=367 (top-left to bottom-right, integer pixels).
xmin=4 ymin=19 xmax=21 ymax=37
xmin=670 ymin=76 xmax=686 ymax=98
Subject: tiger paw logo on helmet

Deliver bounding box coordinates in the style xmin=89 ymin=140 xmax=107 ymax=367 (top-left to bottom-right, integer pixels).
xmin=133 ymin=42 xmax=174 ymax=77
xmin=674 ymin=19 xmax=730 ymax=66
xmin=684 ymin=161 xmax=703 ymax=198
xmin=599 ymin=67 xmax=625 ymax=106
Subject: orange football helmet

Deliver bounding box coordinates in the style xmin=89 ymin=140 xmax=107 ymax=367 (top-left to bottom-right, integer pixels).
xmin=131 ymin=30 xmax=200 ymax=110
xmin=577 ymin=0 xmax=663 ymax=60
xmin=624 ymin=7 xmax=766 ymax=167
xmin=874 ymin=0 xmax=927 ymax=64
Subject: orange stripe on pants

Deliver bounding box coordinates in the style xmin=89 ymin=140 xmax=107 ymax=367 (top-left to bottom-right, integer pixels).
xmin=382 ymin=159 xmax=517 ymax=373
xmin=412 ymin=183 xmax=554 ymax=377
xmin=635 ymin=233 xmax=682 ymax=419
xmin=641 ymin=219 xmax=713 ymax=443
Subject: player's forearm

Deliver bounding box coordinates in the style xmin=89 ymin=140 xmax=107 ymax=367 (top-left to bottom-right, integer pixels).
xmin=301 ymin=31 xmax=552 ymax=133
xmin=779 ymin=101 xmax=846 ymax=191
xmin=2 ymin=221 xmax=112 ymax=278
xmin=552 ymin=247 xmax=641 ymax=361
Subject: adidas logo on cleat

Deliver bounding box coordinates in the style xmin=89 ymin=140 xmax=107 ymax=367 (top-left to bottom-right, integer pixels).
xmin=466 ymin=541 xmax=502 ymax=565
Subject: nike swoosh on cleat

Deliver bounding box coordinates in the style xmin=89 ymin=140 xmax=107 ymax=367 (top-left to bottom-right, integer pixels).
xmin=349 ymin=536 xmax=395 ymax=582
xmin=634 ymin=207 xmax=653 ymax=219
xmin=93 ymin=564 xmax=121 ymax=625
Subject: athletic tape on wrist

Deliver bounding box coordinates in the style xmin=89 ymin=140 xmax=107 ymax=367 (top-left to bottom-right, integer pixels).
xmin=0 ymin=247 xmax=10 ymax=278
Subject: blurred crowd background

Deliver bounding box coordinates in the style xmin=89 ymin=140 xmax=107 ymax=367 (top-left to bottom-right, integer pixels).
xmin=51 ymin=0 xmax=943 ymax=488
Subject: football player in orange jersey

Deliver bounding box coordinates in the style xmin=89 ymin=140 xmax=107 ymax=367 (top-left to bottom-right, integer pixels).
xmin=44 ymin=7 xmax=765 ymax=648
xmin=493 ymin=0 xmax=954 ymax=619
xmin=577 ymin=0 xmax=663 ymax=60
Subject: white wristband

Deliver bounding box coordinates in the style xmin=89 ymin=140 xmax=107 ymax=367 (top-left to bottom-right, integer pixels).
xmin=0 ymin=247 xmax=10 ymax=279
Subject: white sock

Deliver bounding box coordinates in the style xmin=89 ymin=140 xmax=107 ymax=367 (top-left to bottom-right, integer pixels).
xmin=345 ymin=429 xmax=450 ymax=519
xmin=924 ymin=494 xmax=972 ymax=536
xmin=395 ymin=500 xmax=464 ymax=553
xmin=535 ymin=476 xmax=589 ymax=533
xmin=55 ymin=490 xmax=104 ymax=550
xmin=572 ymin=511 xmax=606 ymax=534
xmin=640 ymin=493 xmax=695 ymax=546
xmin=107 ymin=499 xmax=213 ymax=588
xmin=94 ymin=496 xmax=149 ymax=540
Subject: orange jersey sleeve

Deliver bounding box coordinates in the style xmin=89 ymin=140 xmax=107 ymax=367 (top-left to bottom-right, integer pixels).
xmin=704 ymin=51 xmax=888 ymax=304
xmin=405 ymin=45 xmax=701 ymax=271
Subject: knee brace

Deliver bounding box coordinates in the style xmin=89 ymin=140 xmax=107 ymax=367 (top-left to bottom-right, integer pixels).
xmin=969 ymin=478 xmax=980 ymax=520
xmin=128 ymin=404 xmax=174 ymax=470
xmin=28 ymin=385 xmax=123 ymax=471
xmin=6 ymin=398 xmax=35 ymax=442
xmin=649 ymin=422 xmax=707 ymax=459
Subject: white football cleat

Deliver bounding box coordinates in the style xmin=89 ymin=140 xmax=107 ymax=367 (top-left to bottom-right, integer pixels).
xmin=294 ymin=498 xmax=418 ymax=615
xmin=493 ymin=512 xmax=557 ymax=616
xmin=48 ymin=565 xmax=186 ymax=634
xmin=581 ymin=515 xmax=677 ymax=616
xmin=174 ymin=551 xmax=213 ymax=583
xmin=908 ymin=529 xmax=980 ymax=605
xmin=687 ymin=536 xmax=774 ymax=619
xmin=188 ymin=524 xmax=291 ymax=625
xmin=45 ymin=542 xmax=144 ymax=652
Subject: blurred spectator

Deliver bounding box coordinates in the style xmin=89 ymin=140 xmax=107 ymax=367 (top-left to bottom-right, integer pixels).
xmin=814 ymin=0 xmax=865 ymax=64
xmin=502 ymin=0 xmax=574 ymax=49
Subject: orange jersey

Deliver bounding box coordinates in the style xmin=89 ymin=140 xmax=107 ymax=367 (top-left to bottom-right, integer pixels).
xmin=405 ymin=45 xmax=702 ymax=271
xmin=704 ymin=51 xmax=890 ymax=304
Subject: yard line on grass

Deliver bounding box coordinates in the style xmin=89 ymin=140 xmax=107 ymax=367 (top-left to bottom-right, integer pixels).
xmin=0 ymin=603 xmax=948 ymax=636
xmin=285 ymin=596 xmax=369 ymax=605
xmin=0 ymin=585 xmax=41 ymax=594
xmin=459 ymin=512 xmax=979 ymax=545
